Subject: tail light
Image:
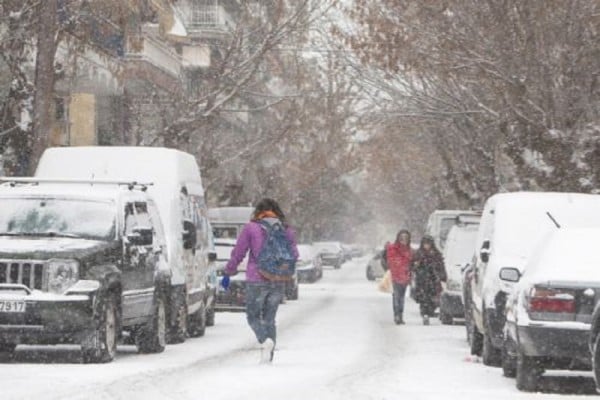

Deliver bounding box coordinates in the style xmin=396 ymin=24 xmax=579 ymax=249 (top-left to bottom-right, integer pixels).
xmin=527 ymin=287 xmax=576 ymax=316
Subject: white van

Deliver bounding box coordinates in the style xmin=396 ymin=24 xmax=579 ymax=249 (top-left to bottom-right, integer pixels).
xmin=467 ymin=192 xmax=600 ymax=366
xmin=35 ymin=147 xmax=217 ymax=343
xmin=208 ymin=207 xmax=253 ymax=239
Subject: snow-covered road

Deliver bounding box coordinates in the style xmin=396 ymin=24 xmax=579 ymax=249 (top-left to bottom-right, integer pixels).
xmin=1 ymin=256 xmax=597 ymax=400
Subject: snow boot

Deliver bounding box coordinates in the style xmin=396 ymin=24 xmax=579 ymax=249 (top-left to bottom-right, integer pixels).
xmin=394 ymin=314 xmax=405 ymax=325
xmin=260 ymin=338 xmax=275 ymax=364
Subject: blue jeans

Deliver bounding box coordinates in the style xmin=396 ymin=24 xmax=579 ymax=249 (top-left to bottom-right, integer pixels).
xmin=392 ymin=282 xmax=407 ymax=318
xmin=245 ymin=282 xmax=285 ymax=344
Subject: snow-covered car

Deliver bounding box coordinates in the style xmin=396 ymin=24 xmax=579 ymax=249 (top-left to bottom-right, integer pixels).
xmin=439 ymin=224 xmax=478 ymax=325
xmin=313 ymin=241 xmax=344 ymax=269
xmin=0 ymin=179 xmax=173 ymax=362
xmin=208 ymin=207 xmax=253 ymax=239
xmin=214 ymin=239 xmax=247 ymax=312
xmin=467 ymin=192 xmax=600 ymax=367
xmin=365 ymin=250 xmax=385 ymax=281
xmin=296 ymin=244 xmax=323 ymax=283
xmin=36 ymin=147 xmax=217 ymax=344
xmin=425 ymin=210 xmax=481 ymax=251
xmin=502 ymin=228 xmax=600 ymax=391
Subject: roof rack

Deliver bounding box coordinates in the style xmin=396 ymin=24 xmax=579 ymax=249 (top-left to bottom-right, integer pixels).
xmin=0 ymin=178 xmax=154 ymax=191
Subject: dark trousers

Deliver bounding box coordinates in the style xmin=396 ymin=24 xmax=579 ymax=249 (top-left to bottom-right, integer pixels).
xmin=419 ymin=297 xmax=436 ymax=317
xmin=392 ymin=282 xmax=408 ymax=318
xmin=245 ymin=282 xmax=285 ymax=344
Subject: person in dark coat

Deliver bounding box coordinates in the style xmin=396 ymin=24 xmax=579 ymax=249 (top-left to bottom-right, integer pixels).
xmin=412 ymin=235 xmax=447 ymax=325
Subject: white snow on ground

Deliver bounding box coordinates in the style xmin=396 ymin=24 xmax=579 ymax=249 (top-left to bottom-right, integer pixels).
xmin=1 ymin=256 xmax=596 ymax=400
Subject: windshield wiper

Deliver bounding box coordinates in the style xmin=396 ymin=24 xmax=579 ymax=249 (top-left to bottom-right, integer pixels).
xmin=0 ymin=232 xmax=83 ymax=239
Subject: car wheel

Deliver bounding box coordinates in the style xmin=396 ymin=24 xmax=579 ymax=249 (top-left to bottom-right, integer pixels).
xmin=502 ymin=338 xmax=517 ymax=378
xmin=469 ymin=322 xmax=483 ymax=356
xmin=167 ymin=294 xmax=187 ymax=344
xmin=188 ymin=302 xmax=207 ymax=338
xmin=137 ymin=293 xmax=167 ymax=354
xmin=440 ymin=311 xmax=453 ymax=325
xmin=0 ymin=342 xmax=17 ymax=357
xmin=366 ymin=266 xmax=375 ymax=281
xmin=82 ymin=295 xmax=118 ymax=363
xmin=593 ymin=333 xmax=600 ymax=391
xmin=482 ymin=331 xmax=502 ymax=367
xmin=205 ymin=298 xmax=216 ymax=327
xmin=516 ymin=350 xmax=542 ymax=392
xmin=291 ymin=285 xmax=299 ymax=300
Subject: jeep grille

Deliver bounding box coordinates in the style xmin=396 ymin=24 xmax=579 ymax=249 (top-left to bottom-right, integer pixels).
xmin=0 ymin=261 xmax=45 ymax=290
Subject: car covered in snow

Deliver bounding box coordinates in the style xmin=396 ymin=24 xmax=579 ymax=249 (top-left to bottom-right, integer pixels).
xmin=439 ymin=223 xmax=478 ymax=325
xmin=502 ymin=228 xmax=600 ymax=391
xmin=214 ymin=239 xmax=247 ymax=312
xmin=0 ymin=179 xmax=173 ymax=362
xmin=425 ymin=210 xmax=481 ymax=251
xmin=365 ymin=250 xmax=385 ymax=281
xmin=296 ymin=244 xmax=323 ymax=283
xmin=36 ymin=147 xmax=217 ymax=344
xmin=467 ymin=192 xmax=600 ymax=367
xmin=208 ymin=207 xmax=253 ymax=240
xmin=313 ymin=241 xmax=344 ymax=269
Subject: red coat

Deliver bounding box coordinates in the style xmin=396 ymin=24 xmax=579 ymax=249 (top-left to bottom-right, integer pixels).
xmin=386 ymin=242 xmax=412 ymax=284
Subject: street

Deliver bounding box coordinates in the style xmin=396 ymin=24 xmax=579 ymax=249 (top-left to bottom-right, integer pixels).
xmin=1 ymin=256 xmax=597 ymax=400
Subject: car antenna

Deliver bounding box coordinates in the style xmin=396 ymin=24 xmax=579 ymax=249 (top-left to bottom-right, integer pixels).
xmin=546 ymin=211 xmax=561 ymax=229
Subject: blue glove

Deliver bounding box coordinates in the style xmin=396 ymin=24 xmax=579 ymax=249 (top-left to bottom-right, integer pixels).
xmin=220 ymin=275 xmax=230 ymax=290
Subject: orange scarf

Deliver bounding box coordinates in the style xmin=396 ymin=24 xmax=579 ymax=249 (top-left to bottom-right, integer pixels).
xmin=256 ymin=210 xmax=278 ymax=219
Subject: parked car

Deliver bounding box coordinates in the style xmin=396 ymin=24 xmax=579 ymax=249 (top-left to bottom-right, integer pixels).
xmin=439 ymin=224 xmax=478 ymax=325
xmin=36 ymin=146 xmax=218 ymax=343
xmin=285 ymin=271 xmax=299 ymax=301
xmin=467 ymin=192 xmax=600 ymax=367
xmin=502 ymin=228 xmax=600 ymax=391
xmin=296 ymin=244 xmax=323 ymax=283
xmin=0 ymin=179 xmax=171 ymax=362
xmin=214 ymin=239 xmax=247 ymax=312
xmin=313 ymin=242 xmax=344 ymax=269
xmin=341 ymin=244 xmax=353 ymax=262
xmin=208 ymin=207 xmax=253 ymax=239
xmin=425 ymin=210 xmax=480 ymax=251
xmin=365 ymin=250 xmax=385 ymax=281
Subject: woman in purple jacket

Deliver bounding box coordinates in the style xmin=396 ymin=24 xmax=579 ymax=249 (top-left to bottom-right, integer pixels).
xmin=223 ymin=198 xmax=299 ymax=363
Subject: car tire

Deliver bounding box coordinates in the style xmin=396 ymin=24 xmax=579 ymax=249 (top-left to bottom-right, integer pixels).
xmin=440 ymin=311 xmax=453 ymax=325
xmin=188 ymin=302 xmax=206 ymax=338
xmin=82 ymin=295 xmax=118 ymax=363
xmin=516 ymin=350 xmax=542 ymax=392
xmin=469 ymin=322 xmax=483 ymax=356
xmin=0 ymin=342 xmax=17 ymax=356
xmin=502 ymin=339 xmax=517 ymax=378
xmin=366 ymin=266 xmax=375 ymax=281
xmin=593 ymin=333 xmax=600 ymax=391
xmin=290 ymin=285 xmax=299 ymax=300
xmin=137 ymin=293 xmax=167 ymax=354
xmin=482 ymin=331 xmax=502 ymax=367
xmin=205 ymin=298 xmax=216 ymax=327
xmin=167 ymin=294 xmax=187 ymax=344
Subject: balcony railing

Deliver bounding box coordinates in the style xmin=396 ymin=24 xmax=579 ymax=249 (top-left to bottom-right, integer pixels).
xmin=181 ymin=4 xmax=236 ymax=34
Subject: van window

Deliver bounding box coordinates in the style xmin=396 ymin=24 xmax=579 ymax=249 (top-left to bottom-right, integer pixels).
xmin=124 ymin=202 xmax=152 ymax=237
xmin=147 ymin=201 xmax=167 ymax=259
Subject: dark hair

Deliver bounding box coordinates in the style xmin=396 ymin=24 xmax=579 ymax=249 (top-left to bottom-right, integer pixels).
xmin=252 ymin=198 xmax=287 ymax=225
xmin=396 ymin=229 xmax=411 ymax=243
xmin=420 ymin=235 xmax=439 ymax=252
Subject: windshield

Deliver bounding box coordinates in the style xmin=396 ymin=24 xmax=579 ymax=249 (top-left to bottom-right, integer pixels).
xmin=0 ymin=197 xmax=116 ymax=241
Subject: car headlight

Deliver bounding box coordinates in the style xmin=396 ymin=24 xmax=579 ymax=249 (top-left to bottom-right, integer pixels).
xmin=47 ymin=259 xmax=79 ymax=294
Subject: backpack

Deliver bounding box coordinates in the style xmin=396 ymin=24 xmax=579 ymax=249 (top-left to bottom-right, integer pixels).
xmin=257 ymin=220 xmax=296 ymax=281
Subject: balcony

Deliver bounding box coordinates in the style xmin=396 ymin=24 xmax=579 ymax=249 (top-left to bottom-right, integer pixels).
xmin=177 ymin=3 xmax=237 ymax=39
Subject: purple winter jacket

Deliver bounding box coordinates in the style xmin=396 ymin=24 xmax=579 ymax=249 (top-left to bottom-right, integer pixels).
xmin=224 ymin=219 xmax=299 ymax=282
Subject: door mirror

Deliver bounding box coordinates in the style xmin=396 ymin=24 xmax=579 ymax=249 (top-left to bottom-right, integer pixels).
xmin=127 ymin=227 xmax=153 ymax=246
xmin=480 ymin=240 xmax=491 ymax=263
xmin=499 ymin=267 xmax=521 ymax=283
xmin=182 ymin=220 xmax=197 ymax=250
xmin=208 ymin=251 xmax=217 ymax=262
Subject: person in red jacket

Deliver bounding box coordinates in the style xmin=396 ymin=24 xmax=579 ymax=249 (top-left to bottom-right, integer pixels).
xmin=382 ymin=229 xmax=413 ymax=324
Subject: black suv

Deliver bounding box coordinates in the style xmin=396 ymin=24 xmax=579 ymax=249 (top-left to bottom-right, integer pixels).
xmin=0 ymin=179 xmax=172 ymax=363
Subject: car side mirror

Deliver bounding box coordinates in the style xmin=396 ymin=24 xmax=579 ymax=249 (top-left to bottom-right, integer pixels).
xmin=499 ymin=267 xmax=521 ymax=283
xmin=208 ymin=252 xmax=217 ymax=262
xmin=128 ymin=227 xmax=153 ymax=246
xmin=182 ymin=220 xmax=197 ymax=250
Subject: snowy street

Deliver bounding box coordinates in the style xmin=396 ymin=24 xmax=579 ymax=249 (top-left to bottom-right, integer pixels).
xmin=0 ymin=256 xmax=595 ymax=400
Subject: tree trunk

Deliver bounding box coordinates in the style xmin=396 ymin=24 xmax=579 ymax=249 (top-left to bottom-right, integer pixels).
xmin=29 ymin=0 xmax=58 ymax=174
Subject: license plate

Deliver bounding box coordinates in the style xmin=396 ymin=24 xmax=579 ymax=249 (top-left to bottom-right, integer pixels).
xmin=0 ymin=300 xmax=26 ymax=313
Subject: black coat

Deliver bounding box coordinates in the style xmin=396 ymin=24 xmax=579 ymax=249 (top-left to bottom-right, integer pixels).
xmin=412 ymin=248 xmax=446 ymax=303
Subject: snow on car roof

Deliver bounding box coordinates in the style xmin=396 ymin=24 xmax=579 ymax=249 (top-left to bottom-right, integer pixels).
xmin=525 ymin=228 xmax=600 ymax=282
xmin=208 ymin=207 xmax=253 ymax=223
xmin=0 ymin=181 xmax=147 ymax=202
